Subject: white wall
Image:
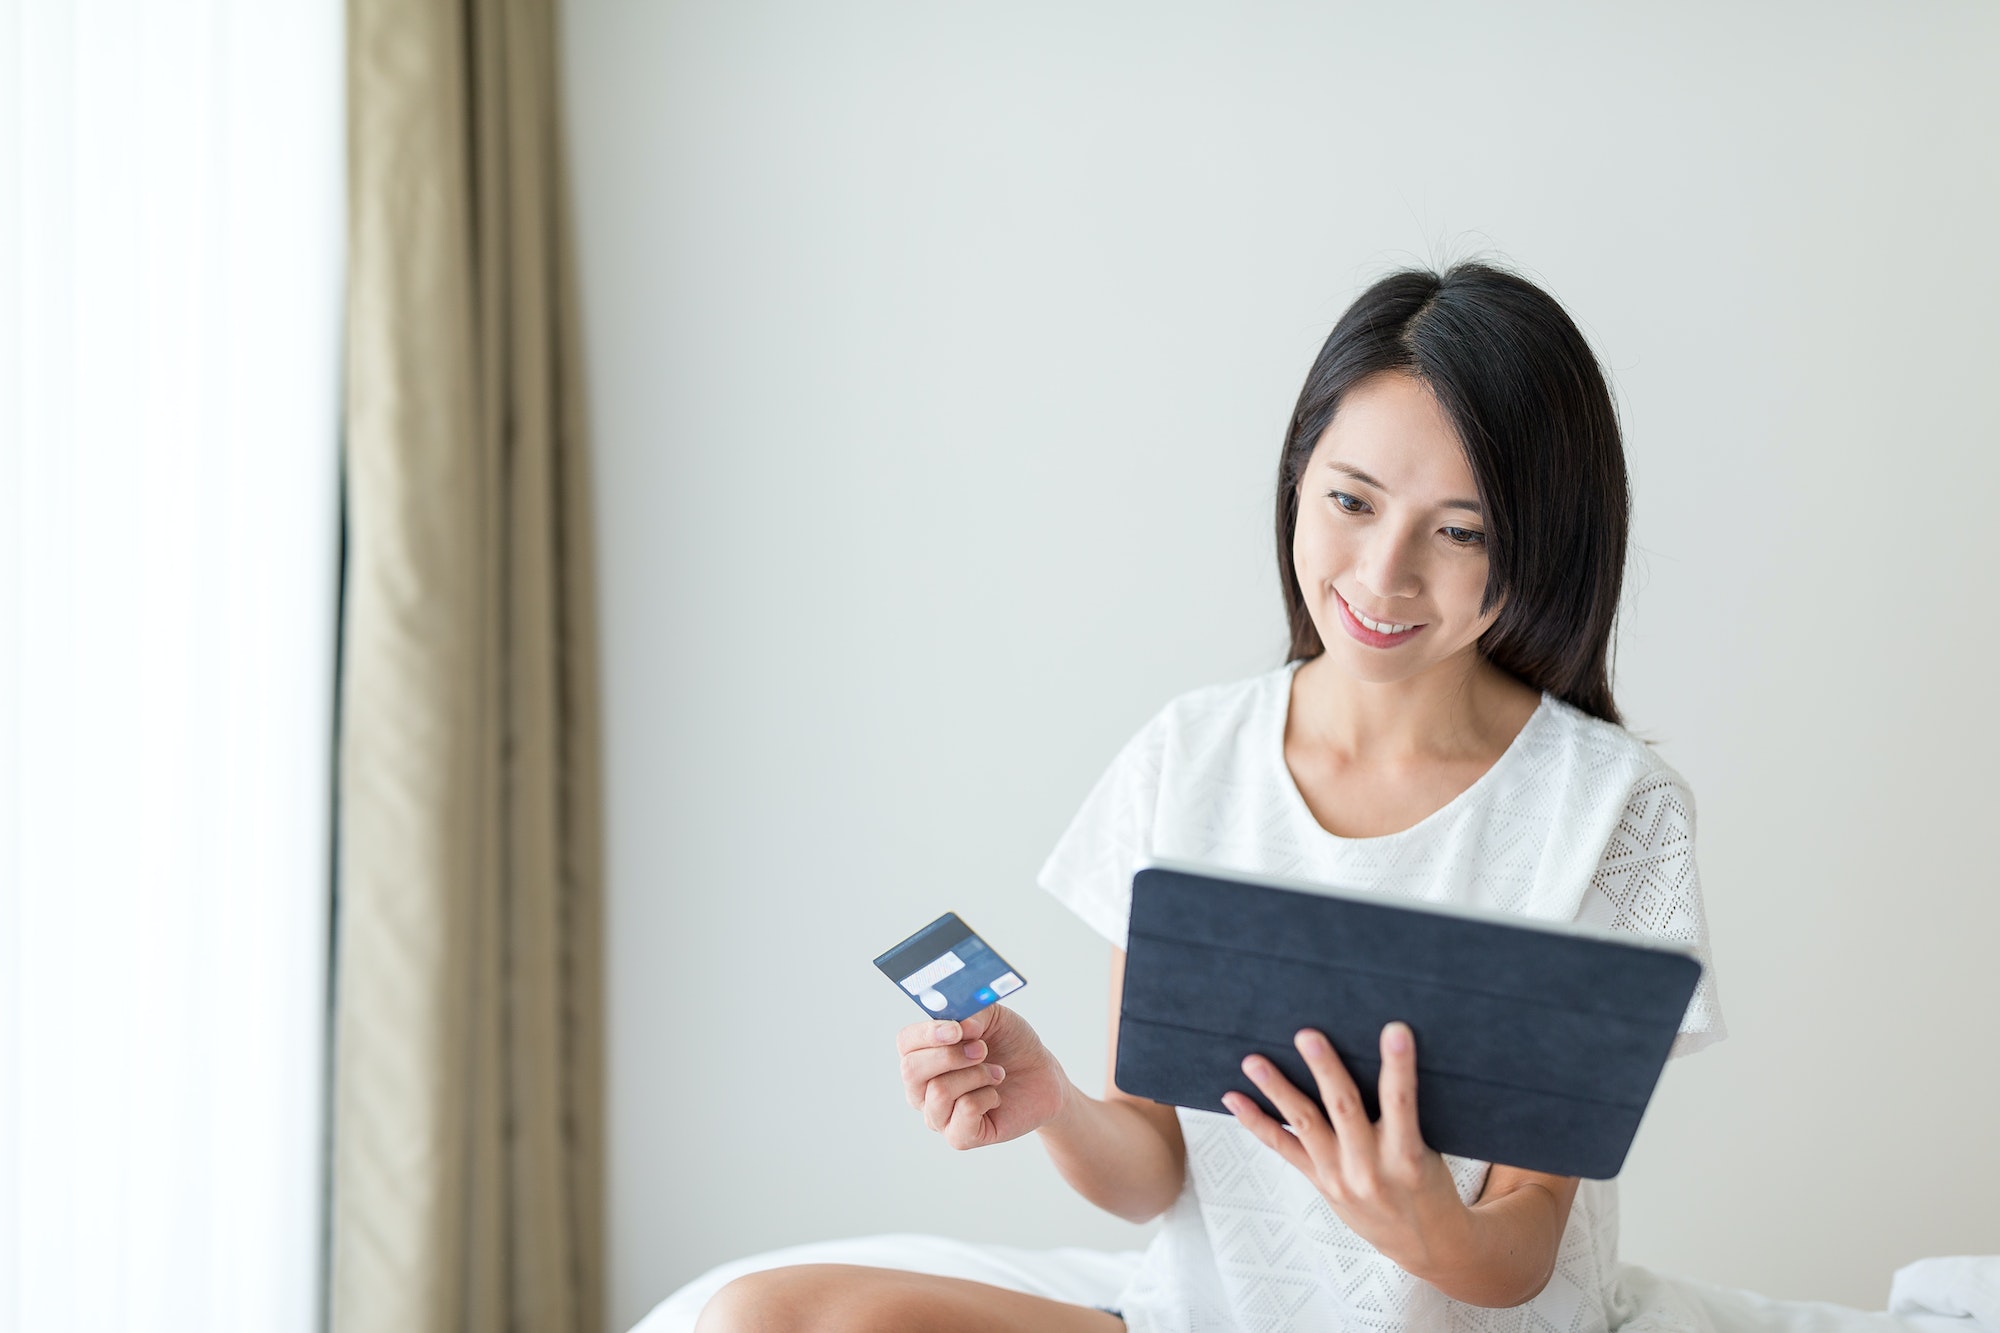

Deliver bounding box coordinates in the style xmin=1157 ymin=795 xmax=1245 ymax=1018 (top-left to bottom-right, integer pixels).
xmin=561 ymin=4 xmax=2000 ymax=1327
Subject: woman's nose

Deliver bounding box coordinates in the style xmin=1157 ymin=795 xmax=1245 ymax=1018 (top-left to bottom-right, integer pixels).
xmin=1353 ymin=528 xmax=1423 ymax=601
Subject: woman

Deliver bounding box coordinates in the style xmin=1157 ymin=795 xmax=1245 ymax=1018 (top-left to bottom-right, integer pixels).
xmin=690 ymin=262 xmax=1724 ymax=1333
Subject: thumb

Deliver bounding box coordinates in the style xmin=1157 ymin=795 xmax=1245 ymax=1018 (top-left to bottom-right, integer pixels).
xmin=962 ymin=1003 xmax=1009 ymax=1042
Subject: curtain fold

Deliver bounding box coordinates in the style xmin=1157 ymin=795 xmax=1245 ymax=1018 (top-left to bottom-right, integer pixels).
xmin=333 ymin=1 xmax=604 ymax=1330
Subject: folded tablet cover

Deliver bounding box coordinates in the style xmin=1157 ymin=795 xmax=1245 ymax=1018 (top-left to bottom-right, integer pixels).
xmin=1115 ymin=861 xmax=1702 ymax=1179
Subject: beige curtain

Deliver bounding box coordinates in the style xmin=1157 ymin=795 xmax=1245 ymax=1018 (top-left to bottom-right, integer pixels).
xmin=333 ymin=1 xmax=604 ymax=1331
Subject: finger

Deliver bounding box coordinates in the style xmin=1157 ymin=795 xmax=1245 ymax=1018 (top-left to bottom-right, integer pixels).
xmin=900 ymin=1039 xmax=991 ymax=1106
xmin=1239 ymin=1052 xmax=1337 ymax=1162
xmin=1296 ymin=1029 xmax=1377 ymax=1167
xmin=943 ymin=1084 xmax=1003 ymax=1150
xmin=897 ymin=1019 xmax=962 ymax=1056
xmin=921 ymin=1064 xmax=1006 ymax=1132
xmin=1221 ymin=1090 xmax=1315 ymax=1177
xmin=1375 ymin=1021 xmax=1427 ymax=1175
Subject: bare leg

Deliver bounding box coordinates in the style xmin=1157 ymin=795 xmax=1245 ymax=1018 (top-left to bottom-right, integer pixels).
xmin=693 ymin=1263 xmax=1125 ymax=1333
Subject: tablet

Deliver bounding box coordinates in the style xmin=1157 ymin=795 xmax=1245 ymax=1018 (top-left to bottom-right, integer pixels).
xmin=1114 ymin=860 xmax=1702 ymax=1179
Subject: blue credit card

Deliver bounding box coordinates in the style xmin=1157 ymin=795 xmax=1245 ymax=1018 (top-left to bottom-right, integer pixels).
xmin=873 ymin=912 xmax=1026 ymax=1022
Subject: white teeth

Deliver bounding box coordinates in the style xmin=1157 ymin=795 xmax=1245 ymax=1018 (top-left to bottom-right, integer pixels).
xmin=1354 ymin=608 xmax=1412 ymax=635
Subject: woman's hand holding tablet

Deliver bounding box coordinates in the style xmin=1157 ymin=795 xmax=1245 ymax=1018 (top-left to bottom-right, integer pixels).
xmin=1224 ymin=1020 xmax=1581 ymax=1307
xmin=1224 ymin=1023 xmax=1469 ymax=1281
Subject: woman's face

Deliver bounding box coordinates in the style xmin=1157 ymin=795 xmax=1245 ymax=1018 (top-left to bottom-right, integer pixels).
xmin=1292 ymin=371 xmax=1502 ymax=687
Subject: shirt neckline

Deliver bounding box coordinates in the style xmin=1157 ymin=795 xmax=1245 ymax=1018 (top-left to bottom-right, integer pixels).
xmin=1272 ymin=657 xmax=1553 ymax=846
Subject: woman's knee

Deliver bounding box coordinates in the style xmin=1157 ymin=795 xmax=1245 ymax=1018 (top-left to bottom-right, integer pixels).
xmin=692 ymin=1261 xmax=1118 ymax=1333
xmin=693 ymin=1264 xmax=889 ymax=1333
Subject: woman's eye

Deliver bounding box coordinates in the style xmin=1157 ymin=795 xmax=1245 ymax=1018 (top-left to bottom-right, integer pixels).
xmin=1442 ymin=526 xmax=1486 ymax=547
xmin=1327 ymin=490 xmax=1369 ymax=514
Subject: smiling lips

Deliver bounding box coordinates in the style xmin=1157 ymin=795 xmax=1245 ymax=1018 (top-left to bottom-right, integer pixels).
xmin=1336 ymin=590 xmax=1426 ymax=649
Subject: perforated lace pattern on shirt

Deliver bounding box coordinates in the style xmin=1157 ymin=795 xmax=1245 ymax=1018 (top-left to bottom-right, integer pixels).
xmin=1577 ymin=773 xmax=1722 ymax=1044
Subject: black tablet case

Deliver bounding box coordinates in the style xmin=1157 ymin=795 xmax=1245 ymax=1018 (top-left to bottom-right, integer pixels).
xmin=1114 ymin=862 xmax=1702 ymax=1179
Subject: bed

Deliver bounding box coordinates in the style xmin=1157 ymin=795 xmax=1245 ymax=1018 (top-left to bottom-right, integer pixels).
xmin=629 ymin=1234 xmax=1997 ymax=1332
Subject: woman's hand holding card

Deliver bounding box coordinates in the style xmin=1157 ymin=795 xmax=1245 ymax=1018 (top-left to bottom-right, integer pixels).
xmin=896 ymin=1004 xmax=1069 ymax=1152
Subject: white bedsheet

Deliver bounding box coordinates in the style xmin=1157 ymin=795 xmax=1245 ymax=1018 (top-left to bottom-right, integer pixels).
xmin=1613 ymin=1262 xmax=1981 ymax=1333
xmin=1892 ymin=1258 xmax=2000 ymax=1328
xmin=629 ymin=1235 xmax=1997 ymax=1333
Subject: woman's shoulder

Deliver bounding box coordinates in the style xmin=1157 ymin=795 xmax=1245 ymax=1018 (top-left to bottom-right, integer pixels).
xmin=1530 ymin=692 xmax=1695 ymax=811
xmin=1138 ymin=660 xmax=1295 ymax=744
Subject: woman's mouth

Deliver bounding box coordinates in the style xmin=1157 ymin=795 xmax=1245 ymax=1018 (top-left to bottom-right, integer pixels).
xmin=1335 ymin=590 xmax=1426 ymax=648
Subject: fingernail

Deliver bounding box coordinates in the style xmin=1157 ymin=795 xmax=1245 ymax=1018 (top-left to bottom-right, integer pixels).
xmin=1385 ymin=1022 xmax=1411 ymax=1054
xmin=1241 ymin=1055 xmax=1264 ymax=1078
xmin=1297 ymin=1030 xmax=1327 ymax=1054
xmin=962 ymin=1041 xmax=985 ymax=1061
xmin=989 ymin=1065 xmax=1005 ymax=1082
xmin=933 ymin=1024 xmax=957 ymax=1042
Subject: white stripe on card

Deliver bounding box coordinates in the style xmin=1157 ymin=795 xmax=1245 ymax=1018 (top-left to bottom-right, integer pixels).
xmin=900 ymin=951 xmax=965 ymax=994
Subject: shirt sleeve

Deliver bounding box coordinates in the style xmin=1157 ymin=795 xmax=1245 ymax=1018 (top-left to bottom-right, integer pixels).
xmin=1034 ymin=708 xmax=1169 ymax=950
xmin=1572 ymin=769 xmax=1727 ymax=1058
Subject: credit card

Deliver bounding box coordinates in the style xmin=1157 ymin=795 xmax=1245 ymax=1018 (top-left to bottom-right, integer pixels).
xmin=873 ymin=912 xmax=1026 ymax=1022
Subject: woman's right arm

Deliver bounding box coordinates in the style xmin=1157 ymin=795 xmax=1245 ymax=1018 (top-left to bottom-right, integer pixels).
xmin=1034 ymin=946 xmax=1187 ymax=1223
xmin=898 ymin=947 xmax=1185 ymax=1225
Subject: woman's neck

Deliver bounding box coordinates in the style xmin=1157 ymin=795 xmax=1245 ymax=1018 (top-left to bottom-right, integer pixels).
xmin=1289 ymin=651 xmax=1541 ymax=766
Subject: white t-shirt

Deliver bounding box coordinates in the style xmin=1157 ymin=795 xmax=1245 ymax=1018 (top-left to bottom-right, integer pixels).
xmin=1037 ymin=660 xmax=1725 ymax=1333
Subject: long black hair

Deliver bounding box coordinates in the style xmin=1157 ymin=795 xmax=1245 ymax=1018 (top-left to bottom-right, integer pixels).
xmin=1276 ymin=262 xmax=1629 ymax=724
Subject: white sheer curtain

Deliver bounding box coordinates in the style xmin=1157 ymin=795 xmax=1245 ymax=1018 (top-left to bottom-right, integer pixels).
xmin=0 ymin=3 xmax=343 ymax=1330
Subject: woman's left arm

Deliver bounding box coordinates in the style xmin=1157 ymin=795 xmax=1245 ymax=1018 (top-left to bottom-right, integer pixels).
xmin=1224 ymin=1023 xmax=1578 ymax=1308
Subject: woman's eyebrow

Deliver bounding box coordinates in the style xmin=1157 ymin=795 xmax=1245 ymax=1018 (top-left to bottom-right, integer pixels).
xmin=1324 ymin=460 xmax=1483 ymax=515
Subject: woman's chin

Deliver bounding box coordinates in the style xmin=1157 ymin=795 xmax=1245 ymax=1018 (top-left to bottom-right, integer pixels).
xmin=1313 ymin=629 xmax=1480 ymax=689
xmin=1314 ymin=640 xmax=1428 ymax=685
